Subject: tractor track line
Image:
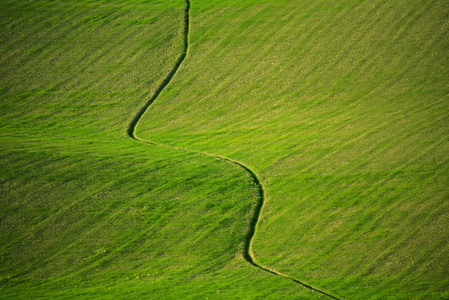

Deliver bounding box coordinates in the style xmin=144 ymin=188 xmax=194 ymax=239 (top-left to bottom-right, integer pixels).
xmin=127 ymin=1 xmax=340 ymax=299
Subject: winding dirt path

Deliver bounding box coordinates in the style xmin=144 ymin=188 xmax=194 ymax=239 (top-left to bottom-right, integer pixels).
xmin=127 ymin=1 xmax=339 ymax=299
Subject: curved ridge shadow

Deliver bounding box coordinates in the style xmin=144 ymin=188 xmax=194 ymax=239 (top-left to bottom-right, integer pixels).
xmin=127 ymin=1 xmax=340 ymax=299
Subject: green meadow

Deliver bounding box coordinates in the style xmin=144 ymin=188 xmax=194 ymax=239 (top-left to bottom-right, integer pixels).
xmin=1 ymin=0 xmax=448 ymax=299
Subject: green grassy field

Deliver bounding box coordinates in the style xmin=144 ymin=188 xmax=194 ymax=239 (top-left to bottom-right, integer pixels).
xmin=1 ymin=0 xmax=448 ymax=299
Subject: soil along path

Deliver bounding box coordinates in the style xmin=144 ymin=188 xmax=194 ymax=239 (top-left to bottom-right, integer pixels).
xmin=127 ymin=1 xmax=339 ymax=299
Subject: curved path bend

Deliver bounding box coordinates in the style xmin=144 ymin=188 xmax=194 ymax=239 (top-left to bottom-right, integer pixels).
xmin=128 ymin=1 xmax=339 ymax=299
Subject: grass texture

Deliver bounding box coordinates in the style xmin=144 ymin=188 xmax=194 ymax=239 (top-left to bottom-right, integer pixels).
xmin=1 ymin=0 xmax=449 ymax=299
xmin=0 ymin=0 xmax=323 ymax=298
xmin=137 ymin=0 xmax=449 ymax=298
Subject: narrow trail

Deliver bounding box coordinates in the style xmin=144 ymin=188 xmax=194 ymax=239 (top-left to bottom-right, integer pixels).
xmin=127 ymin=1 xmax=339 ymax=299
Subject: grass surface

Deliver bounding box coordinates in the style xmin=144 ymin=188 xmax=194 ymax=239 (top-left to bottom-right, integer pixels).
xmin=0 ymin=0 xmax=323 ymax=298
xmin=1 ymin=137 xmax=318 ymax=299
xmin=137 ymin=0 xmax=449 ymax=298
xmin=1 ymin=0 xmax=449 ymax=299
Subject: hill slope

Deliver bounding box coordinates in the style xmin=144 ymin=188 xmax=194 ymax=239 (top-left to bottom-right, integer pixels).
xmin=1 ymin=0 xmax=448 ymax=299
xmin=137 ymin=0 xmax=449 ymax=298
xmin=0 ymin=0 xmax=323 ymax=298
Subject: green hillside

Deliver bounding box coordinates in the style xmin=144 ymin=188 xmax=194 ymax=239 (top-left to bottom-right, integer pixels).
xmin=1 ymin=0 xmax=448 ymax=299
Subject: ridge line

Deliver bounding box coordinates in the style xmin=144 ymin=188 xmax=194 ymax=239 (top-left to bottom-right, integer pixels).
xmin=127 ymin=1 xmax=340 ymax=299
